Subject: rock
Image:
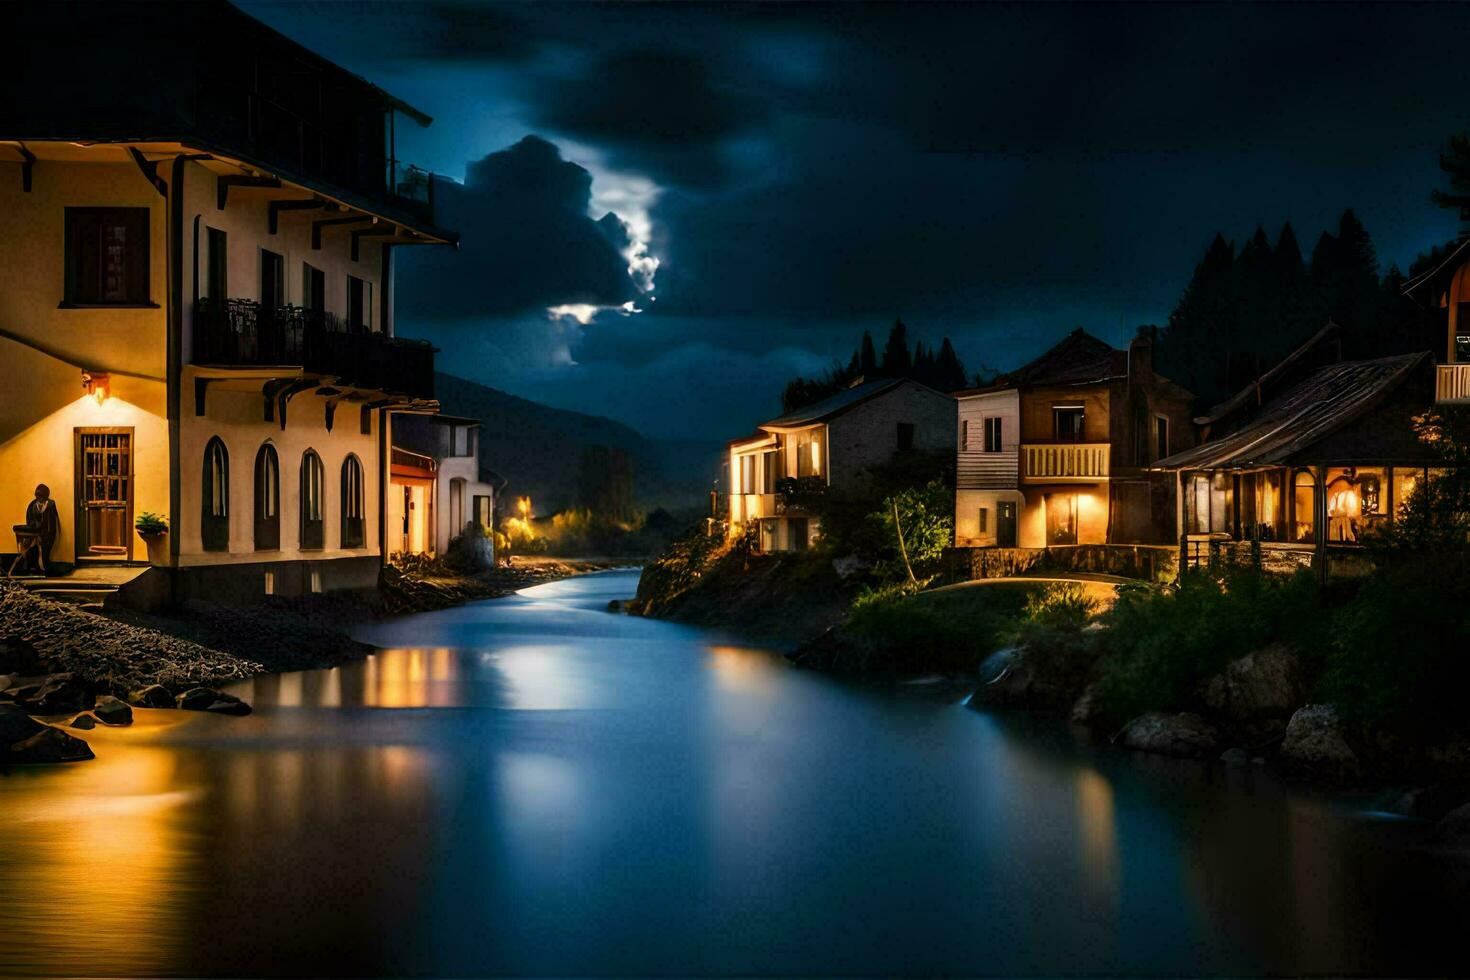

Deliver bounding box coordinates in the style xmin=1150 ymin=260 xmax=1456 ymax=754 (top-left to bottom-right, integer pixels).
xmin=1 ymin=672 xmax=96 ymax=714
xmin=1119 ymin=712 xmax=1222 ymax=758
xmin=0 ymin=635 xmax=47 ymax=674
xmin=1070 ymin=682 xmax=1101 ymax=725
xmin=970 ymin=636 xmax=1098 ymax=712
xmin=127 ymin=684 xmax=174 ymax=708
xmin=1202 ymin=644 xmax=1305 ymax=737
xmin=0 ymin=703 xmax=93 ymax=763
xmin=69 ymin=713 xmax=97 ymax=730
xmin=176 ymin=687 xmax=252 ymax=716
xmin=1389 ymin=782 xmax=1470 ymax=821
xmin=93 ymin=696 xmax=132 ymax=727
xmin=1220 ymin=747 xmax=1250 ymax=767
xmin=1280 ymin=704 xmax=1359 ymax=777
xmin=1433 ymin=803 xmax=1470 ymax=844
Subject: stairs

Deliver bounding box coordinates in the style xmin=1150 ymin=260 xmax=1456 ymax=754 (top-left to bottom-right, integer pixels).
xmin=19 ymin=579 xmax=121 ymax=611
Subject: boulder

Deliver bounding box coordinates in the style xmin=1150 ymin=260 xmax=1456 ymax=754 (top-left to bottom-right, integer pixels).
xmin=1 ymin=672 xmax=96 ymax=714
xmin=1202 ymin=644 xmax=1305 ymax=737
xmin=1119 ymin=712 xmax=1222 ymax=758
xmin=1388 ymin=782 xmax=1470 ymax=821
xmin=1070 ymin=682 xmax=1102 ymax=725
xmin=1433 ymin=803 xmax=1470 ymax=844
xmin=69 ymin=713 xmax=97 ymax=730
xmin=1220 ymin=747 xmax=1250 ymax=767
xmin=1280 ymin=704 xmax=1359 ymax=777
xmin=176 ymin=687 xmax=252 ymax=716
xmin=127 ymin=685 xmax=174 ymax=708
xmin=0 ymin=704 xmax=93 ymax=764
xmin=971 ymin=636 xmax=1097 ymax=713
xmin=93 ymin=696 xmax=133 ymax=727
xmin=0 ymin=635 xmax=47 ymax=675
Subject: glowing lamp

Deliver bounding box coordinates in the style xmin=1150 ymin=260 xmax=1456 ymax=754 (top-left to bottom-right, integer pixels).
xmin=81 ymin=370 xmax=110 ymax=405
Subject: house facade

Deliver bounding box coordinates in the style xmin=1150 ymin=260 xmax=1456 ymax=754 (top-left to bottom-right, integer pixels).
xmin=387 ymin=414 xmax=499 ymax=560
xmin=954 ymin=331 xmax=1195 ymax=549
xmin=1 ymin=1 xmax=455 ymax=600
xmin=728 ymin=379 xmax=955 ymax=552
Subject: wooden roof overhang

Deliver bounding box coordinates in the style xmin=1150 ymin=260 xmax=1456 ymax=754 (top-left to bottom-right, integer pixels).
xmin=1 ymin=139 xmax=457 ymax=247
xmin=191 ymin=367 xmax=437 ymax=430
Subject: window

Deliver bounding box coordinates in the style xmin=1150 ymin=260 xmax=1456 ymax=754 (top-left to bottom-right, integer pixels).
xmin=260 ymin=249 xmax=284 ymax=310
xmin=1155 ymin=416 xmax=1169 ymax=462
xmin=202 ymin=437 xmax=229 ymax=552
xmin=448 ymin=425 xmax=473 ymax=457
xmin=65 ymin=207 xmax=150 ymax=305
xmin=302 ymin=263 xmax=325 ymax=312
xmin=977 ymin=507 xmax=989 ymax=533
xmin=795 ymin=430 xmax=823 ymax=478
xmin=473 ymin=494 xmax=492 ymax=528
xmin=347 ymin=275 xmax=372 ymax=331
xmin=961 ymin=419 xmax=969 ymax=450
xmin=789 ymin=517 xmax=810 ymax=551
xmin=1053 ymin=406 xmax=1086 ymax=442
xmin=983 ymin=417 xmax=1003 ymax=453
xmin=254 ymin=443 xmax=280 ymax=551
xmin=1292 ymin=469 xmax=1317 ymax=543
xmin=1045 ymin=492 xmax=1077 ymax=546
xmin=341 ymin=455 xmax=365 ymax=548
xmin=206 ymin=227 xmax=227 ymax=300
xmin=897 ymin=422 xmax=915 ymax=451
xmin=760 ymin=519 xmax=778 ymax=552
xmin=761 ymin=449 xmax=779 ymax=493
xmin=301 ymin=450 xmax=325 ymax=550
xmin=740 ymin=455 xmax=756 ymax=494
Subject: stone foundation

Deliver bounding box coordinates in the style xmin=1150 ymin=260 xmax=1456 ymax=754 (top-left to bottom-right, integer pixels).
xmin=946 ymin=543 xmax=1178 ymax=583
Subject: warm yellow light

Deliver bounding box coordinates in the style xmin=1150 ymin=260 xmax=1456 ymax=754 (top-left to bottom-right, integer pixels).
xmin=81 ymin=370 xmax=110 ymax=404
xmin=517 ymin=495 xmax=532 ymax=517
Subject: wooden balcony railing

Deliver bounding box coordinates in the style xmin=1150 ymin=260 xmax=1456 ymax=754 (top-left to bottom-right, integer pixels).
xmin=192 ymin=298 xmax=435 ymax=399
xmin=1436 ymin=363 xmax=1470 ymax=404
xmin=957 ymin=449 xmax=1019 ymax=490
xmin=1022 ymin=443 xmax=1110 ymax=482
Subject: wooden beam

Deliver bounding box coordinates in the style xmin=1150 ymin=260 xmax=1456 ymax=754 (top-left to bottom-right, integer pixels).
xmin=126 ymin=147 xmax=167 ymax=197
xmin=14 ymin=142 xmax=35 ymax=192
xmin=351 ymin=226 xmax=399 ymax=262
xmin=277 ymin=379 xmax=319 ymax=431
xmin=269 ymin=198 xmax=327 ymax=234
xmin=194 ymin=377 xmax=213 ymax=416
xmin=217 ymin=174 xmax=281 ymax=211
xmin=262 ymin=378 xmax=296 ymax=422
xmin=312 ymin=215 xmax=373 ymax=250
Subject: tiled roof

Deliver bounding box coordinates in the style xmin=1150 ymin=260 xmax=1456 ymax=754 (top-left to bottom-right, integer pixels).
xmin=759 ymin=378 xmax=907 ymax=427
xmin=1154 ymin=352 xmax=1430 ymax=470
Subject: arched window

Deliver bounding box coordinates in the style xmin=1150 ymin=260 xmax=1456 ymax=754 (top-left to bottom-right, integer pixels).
xmin=300 ymin=449 xmax=324 ymax=550
xmin=201 ymin=436 xmax=229 ymax=552
xmin=341 ymin=454 xmax=365 ymax=548
xmin=1292 ymin=469 xmax=1317 ymax=544
xmin=254 ymin=443 xmax=280 ymax=550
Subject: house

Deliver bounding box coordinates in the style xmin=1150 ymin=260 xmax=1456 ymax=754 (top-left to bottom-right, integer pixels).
xmin=953 ymin=330 xmax=1195 ymax=549
xmin=387 ymin=414 xmax=499 ymax=560
xmin=1153 ymin=322 xmax=1443 ymax=578
xmin=1402 ymin=237 xmax=1470 ymax=405
xmin=0 ymin=1 xmax=456 ymax=601
xmin=727 ymin=378 xmax=955 ymax=551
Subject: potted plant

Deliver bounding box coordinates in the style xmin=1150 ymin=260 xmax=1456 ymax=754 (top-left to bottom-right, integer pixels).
xmin=135 ymin=512 xmax=169 ymax=565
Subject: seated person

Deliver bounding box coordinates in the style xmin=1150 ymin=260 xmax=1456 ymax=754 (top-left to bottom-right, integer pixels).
xmin=23 ymin=484 xmax=59 ymax=573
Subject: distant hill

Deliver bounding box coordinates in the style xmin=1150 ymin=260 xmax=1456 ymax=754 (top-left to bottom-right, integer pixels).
xmin=433 ymin=372 xmax=719 ymax=515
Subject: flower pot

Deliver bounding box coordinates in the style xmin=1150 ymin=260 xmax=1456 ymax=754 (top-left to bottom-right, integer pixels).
xmin=137 ymin=530 xmax=169 ymax=566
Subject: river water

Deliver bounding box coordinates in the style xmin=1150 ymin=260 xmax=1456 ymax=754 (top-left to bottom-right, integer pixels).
xmin=1 ymin=569 xmax=1467 ymax=976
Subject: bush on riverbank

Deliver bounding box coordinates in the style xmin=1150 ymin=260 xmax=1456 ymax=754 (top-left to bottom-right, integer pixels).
xmin=1091 ymin=567 xmax=1326 ymax=727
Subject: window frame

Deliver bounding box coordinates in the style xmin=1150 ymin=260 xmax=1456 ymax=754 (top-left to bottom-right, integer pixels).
xmin=62 ymin=207 xmax=155 ymax=307
xmin=253 ymin=442 xmax=280 ymax=551
xmin=300 ymin=449 xmax=325 ymax=550
xmin=1052 ymin=405 xmax=1086 ymax=443
xmin=340 ymin=454 xmax=365 ymax=549
xmin=983 ymin=416 xmax=1003 ymax=453
xmin=202 ymin=436 xmax=230 ymax=552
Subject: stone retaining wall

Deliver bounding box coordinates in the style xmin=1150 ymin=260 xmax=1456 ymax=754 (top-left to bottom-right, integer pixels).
xmin=946 ymin=543 xmax=1178 ymax=583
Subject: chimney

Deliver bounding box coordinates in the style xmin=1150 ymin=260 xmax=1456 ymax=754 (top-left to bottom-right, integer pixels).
xmin=1128 ymin=331 xmax=1154 ymax=384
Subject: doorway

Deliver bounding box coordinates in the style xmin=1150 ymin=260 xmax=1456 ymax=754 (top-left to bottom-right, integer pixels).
xmin=74 ymin=428 xmax=133 ymax=561
xmin=1045 ymin=493 xmax=1078 ymax=546
xmin=996 ymin=501 xmax=1017 ymax=548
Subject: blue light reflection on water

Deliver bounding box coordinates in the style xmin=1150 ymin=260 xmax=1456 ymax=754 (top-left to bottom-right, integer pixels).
xmin=1 ymin=569 xmax=1467 ymax=977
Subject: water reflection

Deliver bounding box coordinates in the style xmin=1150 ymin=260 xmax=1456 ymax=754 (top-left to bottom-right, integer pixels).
xmin=1 ymin=570 xmax=1468 ymax=977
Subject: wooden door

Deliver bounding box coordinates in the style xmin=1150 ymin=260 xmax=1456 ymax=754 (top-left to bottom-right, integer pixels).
xmin=997 ymin=502 xmax=1017 ymax=548
xmin=75 ymin=428 xmax=133 ymax=560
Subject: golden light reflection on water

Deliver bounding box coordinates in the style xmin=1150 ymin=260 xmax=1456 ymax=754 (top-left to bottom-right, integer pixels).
xmin=0 ymin=711 xmax=197 ymax=977
xmin=705 ymin=644 xmax=781 ymax=695
xmin=1074 ymin=767 xmax=1118 ymax=891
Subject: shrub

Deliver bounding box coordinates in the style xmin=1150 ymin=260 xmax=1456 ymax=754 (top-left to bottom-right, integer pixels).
xmin=1021 ymin=583 xmax=1098 ymax=632
xmin=443 ymin=522 xmax=494 ymax=574
xmin=1320 ymin=556 xmax=1470 ymax=735
xmin=839 ymin=583 xmax=1037 ymax=672
xmin=1092 ymin=565 xmax=1325 ymax=726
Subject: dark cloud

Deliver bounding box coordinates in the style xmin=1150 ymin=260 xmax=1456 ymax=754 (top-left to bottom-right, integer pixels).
xmin=396 ymin=135 xmax=638 ymax=320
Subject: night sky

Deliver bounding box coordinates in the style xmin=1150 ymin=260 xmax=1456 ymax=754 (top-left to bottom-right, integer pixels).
xmin=245 ymin=1 xmax=1466 ymax=440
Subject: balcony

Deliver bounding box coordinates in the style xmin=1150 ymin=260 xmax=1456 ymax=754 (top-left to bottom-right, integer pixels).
xmin=1436 ymin=362 xmax=1470 ymax=404
xmin=958 ymin=449 xmax=1019 ymax=490
xmin=192 ymin=298 xmax=434 ymax=400
xmin=1022 ymin=443 xmax=1110 ymax=483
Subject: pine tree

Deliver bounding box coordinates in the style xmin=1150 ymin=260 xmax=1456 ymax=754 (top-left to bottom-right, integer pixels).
xmin=859 ymin=331 xmax=878 ymax=375
xmin=1158 ymin=233 xmax=1236 ymax=403
xmin=1431 ymin=133 xmax=1470 ymax=234
xmin=880 ymin=318 xmax=912 ymax=376
xmin=934 ymin=338 xmax=967 ymax=391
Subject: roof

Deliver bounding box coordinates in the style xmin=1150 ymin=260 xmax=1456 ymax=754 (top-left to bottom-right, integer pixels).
xmin=1196 ymin=321 xmax=1340 ymax=426
xmin=427 ymin=414 xmax=480 ymax=428
xmin=1402 ymin=237 xmax=1470 ymax=299
xmin=952 ymin=329 xmax=1125 ymax=397
xmin=758 ymin=378 xmax=908 ymax=428
xmin=1154 ymin=352 xmax=1430 ymax=471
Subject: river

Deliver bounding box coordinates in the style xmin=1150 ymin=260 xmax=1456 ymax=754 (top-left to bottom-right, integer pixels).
xmin=1 ymin=569 xmax=1467 ymax=976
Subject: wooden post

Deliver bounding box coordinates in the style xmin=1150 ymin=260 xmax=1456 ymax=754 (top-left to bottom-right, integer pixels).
xmin=1313 ymin=465 xmax=1328 ymax=585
